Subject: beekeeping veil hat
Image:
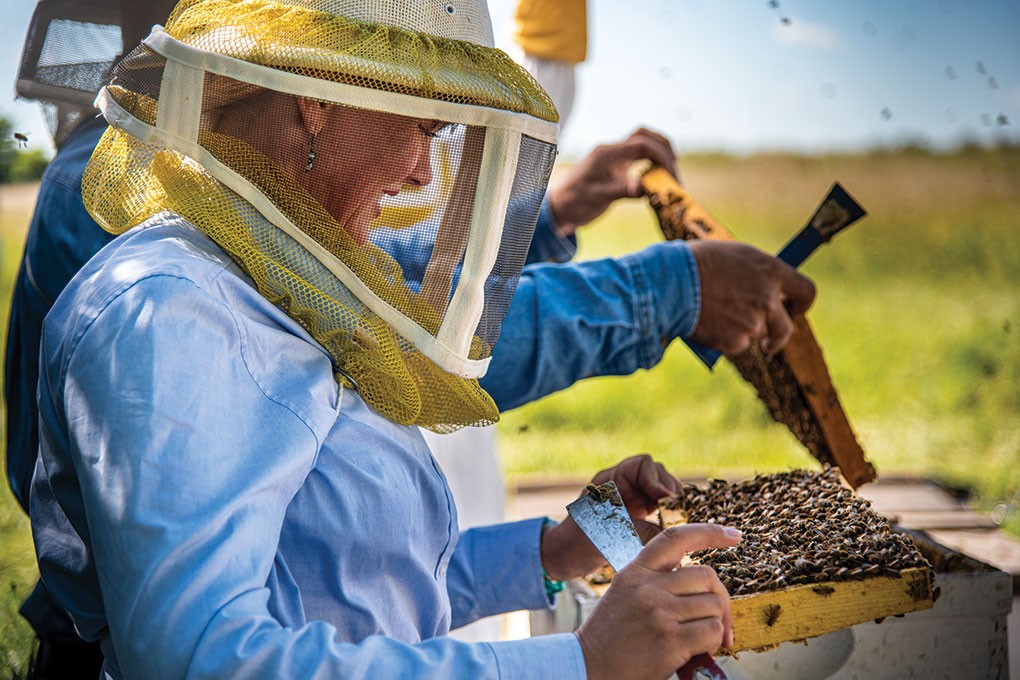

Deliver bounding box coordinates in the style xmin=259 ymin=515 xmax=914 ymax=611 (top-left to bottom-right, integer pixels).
xmin=17 ymin=0 xmax=119 ymax=145
xmin=16 ymin=0 xmax=177 ymax=146
xmin=82 ymin=0 xmax=559 ymax=431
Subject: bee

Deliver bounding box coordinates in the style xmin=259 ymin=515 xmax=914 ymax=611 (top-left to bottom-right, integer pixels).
xmin=764 ymin=603 xmax=782 ymax=627
xmin=13 ymin=132 xmax=29 ymax=149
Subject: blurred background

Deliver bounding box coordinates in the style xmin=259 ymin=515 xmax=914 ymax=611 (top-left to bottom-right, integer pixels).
xmin=0 ymin=1 xmax=1018 ymax=676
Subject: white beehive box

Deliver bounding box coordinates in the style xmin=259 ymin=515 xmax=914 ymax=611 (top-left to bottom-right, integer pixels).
xmin=531 ymin=531 xmax=1012 ymax=679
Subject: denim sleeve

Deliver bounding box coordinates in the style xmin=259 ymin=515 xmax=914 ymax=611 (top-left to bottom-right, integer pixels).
xmin=483 ymin=240 xmax=700 ymax=411
xmin=4 ymin=117 xmax=112 ymax=512
xmin=524 ymin=195 xmax=578 ymax=265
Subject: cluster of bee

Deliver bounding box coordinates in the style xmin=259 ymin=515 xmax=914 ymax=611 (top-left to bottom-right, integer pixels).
xmin=727 ymin=346 xmax=836 ymax=469
xmin=659 ymin=468 xmax=933 ymax=597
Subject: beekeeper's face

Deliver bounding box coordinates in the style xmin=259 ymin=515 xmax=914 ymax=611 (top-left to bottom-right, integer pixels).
xmin=303 ymin=105 xmax=439 ymax=243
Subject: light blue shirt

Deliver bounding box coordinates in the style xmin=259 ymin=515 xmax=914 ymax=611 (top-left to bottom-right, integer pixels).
xmin=10 ymin=118 xmax=702 ymax=654
xmin=32 ymin=215 xmax=586 ymax=679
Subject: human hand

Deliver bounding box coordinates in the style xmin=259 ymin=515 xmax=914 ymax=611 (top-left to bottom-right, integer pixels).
xmin=688 ymin=240 xmax=817 ymax=356
xmin=546 ymin=128 xmax=677 ymax=237
xmin=541 ymin=454 xmax=681 ymax=581
xmin=576 ymin=523 xmax=742 ymax=680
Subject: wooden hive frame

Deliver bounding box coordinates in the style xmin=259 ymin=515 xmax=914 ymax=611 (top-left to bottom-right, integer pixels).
xmin=655 ymin=470 xmax=935 ymax=653
xmin=586 ymin=543 xmax=934 ymax=654
xmin=717 ymin=567 xmax=933 ymax=653
xmin=641 ymin=167 xmax=877 ymax=488
xmin=585 ymin=469 xmax=936 ymax=653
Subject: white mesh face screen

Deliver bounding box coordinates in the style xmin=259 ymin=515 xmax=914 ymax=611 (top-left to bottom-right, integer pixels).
xmin=83 ymin=0 xmax=558 ymax=430
xmin=474 ymin=134 xmax=557 ymax=347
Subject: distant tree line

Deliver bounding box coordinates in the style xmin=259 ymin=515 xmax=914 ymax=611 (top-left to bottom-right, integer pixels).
xmin=0 ymin=115 xmax=50 ymax=184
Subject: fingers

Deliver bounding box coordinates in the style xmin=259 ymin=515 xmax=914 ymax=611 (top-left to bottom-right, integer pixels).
xmin=663 ymin=564 xmax=732 ymax=614
xmin=634 ymin=453 xmax=678 ymax=498
xmin=644 ymin=592 xmax=730 ymax=652
xmin=679 ymin=616 xmax=731 ymax=656
xmin=616 ymin=131 xmax=677 ymax=197
xmin=634 ymin=523 xmax=742 ymax=573
xmin=548 ymin=127 xmax=678 ymax=233
xmin=669 ymin=591 xmax=729 ymax=623
xmin=635 ymin=534 xmax=738 ymax=649
xmin=762 ymin=295 xmax=793 ymax=356
xmin=762 ymin=265 xmax=814 ymax=354
xmin=629 ymin=557 xmax=735 ymax=651
xmin=780 ymin=266 xmax=817 ymax=316
xmin=588 ymin=128 xmax=676 ymax=197
xmin=579 ymin=522 xmax=738 ymax=677
xmin=598 ymin=128 xmax=675 ymax=169
xmin=591 ymin=454 xmax=681 ymax=517
xmin=627 ymin=127 xmax=677 ymax=173
xmin=687 ymin=240 xmax=818 ymax=356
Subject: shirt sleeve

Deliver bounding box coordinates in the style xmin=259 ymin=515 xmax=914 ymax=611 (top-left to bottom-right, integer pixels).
xmin=447 ymin=518 xmax=552 ymax=628
xmin=525 ymin=196 xmax=578 ymax=265
xmin=482 ymin=240 xmax=700 ymax=411
xmin=36 ymin=274 xmax=586 ymax=680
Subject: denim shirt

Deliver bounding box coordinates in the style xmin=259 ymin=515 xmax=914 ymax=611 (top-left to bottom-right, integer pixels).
xmin=32 ymin=216 xmax=587 ymax=679
xmin=5 ymin=116 xmax=114 ymax=513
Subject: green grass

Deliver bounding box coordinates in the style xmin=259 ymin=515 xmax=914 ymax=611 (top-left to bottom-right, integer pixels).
xmin=0 ymin=487 xmax=33 ymax=680
xmin=0 ymin=184 xmax=35 ymax=679
xmin=0 ymin=148 xmax=1018 ymax=673
xmin=497 ymin=149 xmax=1020 ymax=525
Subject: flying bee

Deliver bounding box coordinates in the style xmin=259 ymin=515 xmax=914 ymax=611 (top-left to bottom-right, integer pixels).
xmin=14 ymin=132 xmax=29 ymax=149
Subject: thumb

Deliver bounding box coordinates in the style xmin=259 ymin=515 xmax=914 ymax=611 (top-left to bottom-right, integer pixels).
xmin=632 ymin=523 xmax=741 ymax=572
xmin=625 ymin=172 xmax=644 ymax=198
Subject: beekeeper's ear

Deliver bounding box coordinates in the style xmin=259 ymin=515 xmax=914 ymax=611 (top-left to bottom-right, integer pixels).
xmin=296 ymin=98 xmax=328 ymax=137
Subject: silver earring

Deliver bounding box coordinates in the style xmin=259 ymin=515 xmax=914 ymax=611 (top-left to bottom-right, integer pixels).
xmin=306 ymin=134 xmax=317 ymax=172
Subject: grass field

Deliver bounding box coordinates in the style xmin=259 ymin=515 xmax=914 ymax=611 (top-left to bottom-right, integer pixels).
xmin=497 ymin=147 xmax=1020 ymax=526
xmin=0 ymin=183 xmax=40 ymax=678
xmin=0 ymin=147 xmax=1017 ymax=676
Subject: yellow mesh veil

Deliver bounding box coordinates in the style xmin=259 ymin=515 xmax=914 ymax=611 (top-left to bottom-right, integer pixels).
xmin=81 ymin=0 xmax=559 ymax=431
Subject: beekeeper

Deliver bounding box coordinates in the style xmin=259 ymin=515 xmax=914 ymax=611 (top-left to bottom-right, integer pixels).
xmin=29 ymin=1 xmax=743 ymax=677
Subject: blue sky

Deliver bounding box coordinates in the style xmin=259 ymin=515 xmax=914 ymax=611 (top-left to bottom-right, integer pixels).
xmin=3 ymin=0 xmax=1018 ymax=158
